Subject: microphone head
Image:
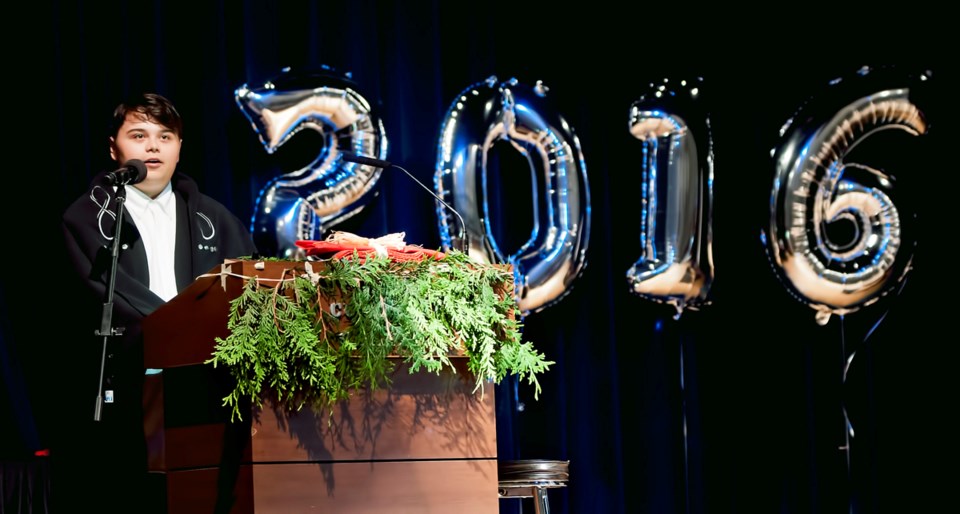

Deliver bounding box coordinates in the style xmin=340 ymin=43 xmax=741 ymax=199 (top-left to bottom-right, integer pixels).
xmin=340 ymin=152 xmax=392 ymax=169
xmin=125 ymin=159 xmax=148 ymax=185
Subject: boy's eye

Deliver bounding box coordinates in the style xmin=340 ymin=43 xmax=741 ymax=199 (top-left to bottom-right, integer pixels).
xmin=132 ymin=133 xmax=144 ymax=139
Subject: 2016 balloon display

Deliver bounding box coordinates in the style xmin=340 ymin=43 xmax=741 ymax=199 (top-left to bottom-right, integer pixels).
xmin=763 ymin=66 xmax=930 ymax=325
xmin=236 ymin=67 xmax=388 ymax=258
xmin=625 ymin=77 xmax=715 ymax=318
xmin=434 ymin=76 xmax=590 ymax=315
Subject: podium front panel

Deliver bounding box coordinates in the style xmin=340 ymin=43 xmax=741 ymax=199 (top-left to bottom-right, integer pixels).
xmin=142 ymin=260 xmax=501 ymax=513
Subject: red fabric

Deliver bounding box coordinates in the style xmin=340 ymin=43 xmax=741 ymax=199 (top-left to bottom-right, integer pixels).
xmin=295 ymin=240 xmax=445 ymax=262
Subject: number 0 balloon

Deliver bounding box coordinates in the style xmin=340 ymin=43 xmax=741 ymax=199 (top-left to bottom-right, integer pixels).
xmin=236 ymin=67 xmax=388 ymax=258
xmin=434 ymin=76 xmax=590 ymax=315
xmin=763 ymin=66 xmax=931 ymax=325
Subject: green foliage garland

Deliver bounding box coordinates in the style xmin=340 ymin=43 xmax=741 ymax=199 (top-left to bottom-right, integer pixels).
xmin=205 ymin=251 xmax=552 ymax=421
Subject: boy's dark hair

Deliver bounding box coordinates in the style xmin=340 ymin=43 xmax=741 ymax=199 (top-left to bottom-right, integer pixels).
xmin=111 ymin=93 xmax=183 ymax=138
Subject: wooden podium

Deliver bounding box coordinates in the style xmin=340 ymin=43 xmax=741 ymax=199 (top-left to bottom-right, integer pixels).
xmin=141 ymin=259 xmax=499 ymax=514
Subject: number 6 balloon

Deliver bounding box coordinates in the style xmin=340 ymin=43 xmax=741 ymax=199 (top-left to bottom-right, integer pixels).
xmin=625 ymin=77 xmax=715 ymax=318
xmin=434 ymin=76 xmax=591 ymax=315
xmin=763 ymin=66 xmax=931 ymax=325
xmin=236 ymin=67 xmax=388 ymax=258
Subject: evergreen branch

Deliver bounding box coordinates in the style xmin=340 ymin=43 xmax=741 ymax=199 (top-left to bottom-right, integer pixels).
xmin=207 ymin=251 xmax=550 ymax=420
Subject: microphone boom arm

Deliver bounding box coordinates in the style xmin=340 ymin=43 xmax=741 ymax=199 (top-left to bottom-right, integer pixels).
xmin=391 ymin=163 xmax=469 ymax=254
xmin=340 ymin=152 xmax=469 ymax=254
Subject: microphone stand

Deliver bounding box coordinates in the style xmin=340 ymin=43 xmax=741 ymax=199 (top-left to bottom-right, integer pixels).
xmin=93 ymin=183 xmax=130 ymax=421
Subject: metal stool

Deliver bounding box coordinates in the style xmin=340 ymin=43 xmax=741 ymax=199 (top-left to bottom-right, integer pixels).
xmin=498 ymin=460 xmax=569 ymax=514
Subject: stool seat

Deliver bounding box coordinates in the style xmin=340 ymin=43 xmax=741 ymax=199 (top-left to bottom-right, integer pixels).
xmin=498 ymin=460 xmax=569 ymax=514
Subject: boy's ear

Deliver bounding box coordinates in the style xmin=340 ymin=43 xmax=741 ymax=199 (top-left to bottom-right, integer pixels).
xmin=108 ymin=137 xmax=117 ymax=161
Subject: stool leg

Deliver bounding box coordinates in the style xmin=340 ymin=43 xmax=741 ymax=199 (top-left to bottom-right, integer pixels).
xmin=532 ymin=486 xmax=550 ymax=514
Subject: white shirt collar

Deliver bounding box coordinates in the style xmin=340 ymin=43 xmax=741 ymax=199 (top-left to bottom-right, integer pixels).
xmin=125 ymin=181 xmax=175 ymax=214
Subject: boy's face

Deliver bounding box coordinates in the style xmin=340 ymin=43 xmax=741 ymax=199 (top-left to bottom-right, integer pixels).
xmin=110 ymin=112 xmax=182 ymax=198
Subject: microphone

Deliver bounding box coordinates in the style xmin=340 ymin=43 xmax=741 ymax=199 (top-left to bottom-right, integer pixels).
xmin=340 ymin=153 xmax=391 ymax=169
xmin=106 ymin=159 xmax=148 ymax=186
xmin=340 ymin=152 xmax=469 ymax=254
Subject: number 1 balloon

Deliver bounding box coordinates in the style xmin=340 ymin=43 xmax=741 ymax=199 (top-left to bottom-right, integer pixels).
xmin=625 ymin=77 xmax=715 ymax=319
xmin=434 ymin=76 xmax=591 ymax=315
xmin=763 ymin=66 xmax=931 ymax=325
xmin=236 ymin=67 xmax=388 ymax=258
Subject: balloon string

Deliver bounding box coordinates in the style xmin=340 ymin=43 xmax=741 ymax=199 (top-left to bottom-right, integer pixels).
xmin=839 ymin=315 xmax=855 ymax=514
xmin=839 ymin=277 xmax=904 ymax=514
xmin=679 ymin=335 xmax=691 ymax=514
xmin=862 ymin=275 xmax=907 ymax=344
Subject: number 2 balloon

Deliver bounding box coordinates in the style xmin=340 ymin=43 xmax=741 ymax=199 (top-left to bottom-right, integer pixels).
xmin=236 ymin=67 xmax=388 ymax=258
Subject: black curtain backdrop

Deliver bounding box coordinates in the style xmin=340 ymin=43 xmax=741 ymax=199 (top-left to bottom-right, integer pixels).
xmin=2 ymin=2 xmax=953 ymax=513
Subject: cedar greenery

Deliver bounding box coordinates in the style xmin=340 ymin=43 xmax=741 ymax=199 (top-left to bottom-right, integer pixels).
xmin=205 ymin=251 xmax=553 ymax=421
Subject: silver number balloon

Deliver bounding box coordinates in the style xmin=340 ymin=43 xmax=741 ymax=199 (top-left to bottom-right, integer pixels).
xmin=434 ymin=76 xmax=590 ymax=315
xmin=236 ymin=67 xmax=388 ymax=258
xmin=625 ymin=77 xmax=715 ymax=318
xmin=764 ymin=66 xmax=930 ymax=325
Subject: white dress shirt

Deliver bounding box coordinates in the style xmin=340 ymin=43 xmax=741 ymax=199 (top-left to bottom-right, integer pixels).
xmin=123 ymin=183 xmax=179 ymax=301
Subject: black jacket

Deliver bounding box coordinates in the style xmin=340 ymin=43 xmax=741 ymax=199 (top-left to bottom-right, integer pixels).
xmin=61 ymin=170 xmax=256 ymax=407
xmin=63 ymin=170 xmax=256 ymax=323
